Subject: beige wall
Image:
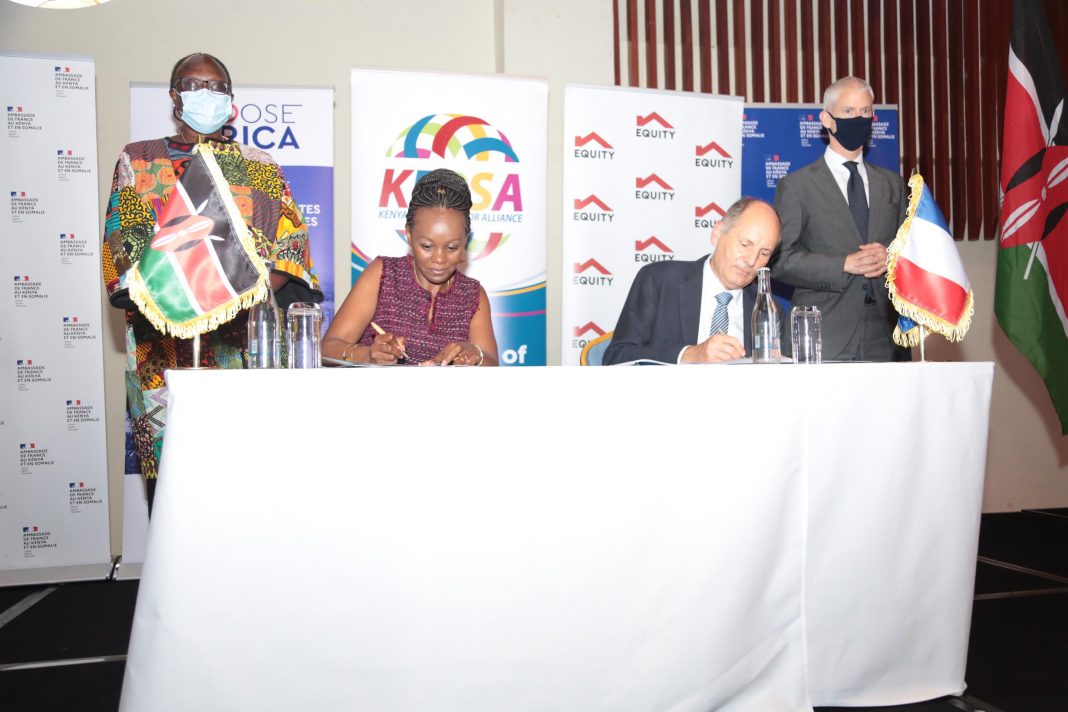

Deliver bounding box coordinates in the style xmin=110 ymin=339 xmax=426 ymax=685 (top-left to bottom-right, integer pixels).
xmin=924 ymin=240 xmax=1068 ymax=511
xmin=1 ymin=0 xmax=1064 ymax=558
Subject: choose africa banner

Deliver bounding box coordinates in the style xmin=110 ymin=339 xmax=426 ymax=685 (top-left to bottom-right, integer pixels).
xmin=741 ymin=104 xmax=900 ymax=203
xmin=561 ymin=83 xmax=743 ymax=365
xmin=1 ymin=53 xmax=111 ymax=585
xmin=124 ymin=84 xmax=334 ymax=575
xmin=351 ymin=68 xmax=548 ymax=366
xmin=130 ymin=84 xmax=335 ymax=328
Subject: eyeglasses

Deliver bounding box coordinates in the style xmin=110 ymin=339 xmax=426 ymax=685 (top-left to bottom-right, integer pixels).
xmin=173 ymin=77 xmax=231 ymax=95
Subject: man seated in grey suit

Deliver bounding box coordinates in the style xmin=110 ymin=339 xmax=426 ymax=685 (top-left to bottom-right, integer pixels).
xmin=603 ymin=198 xmax=781 ymax=365
xmin=772 ymin=76 xmax=910 ymax=362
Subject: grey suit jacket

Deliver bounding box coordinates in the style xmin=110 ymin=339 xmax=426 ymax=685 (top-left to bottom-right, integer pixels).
xmin=602 ymin=256 xmax=758 ymax=365
xmin=771 ymin=156 xmax=909 ymax=361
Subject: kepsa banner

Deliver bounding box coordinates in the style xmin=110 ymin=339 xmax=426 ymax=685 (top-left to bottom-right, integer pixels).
xmin=351 ymin=68 xmax=548 ymax=366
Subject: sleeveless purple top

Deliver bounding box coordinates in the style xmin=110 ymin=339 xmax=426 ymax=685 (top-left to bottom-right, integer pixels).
xmin=359 ymin=255 xmax=482 ymax=363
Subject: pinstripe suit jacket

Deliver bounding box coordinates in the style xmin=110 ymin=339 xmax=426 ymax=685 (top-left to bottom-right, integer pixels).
xmin=771 ymin=156 xmax=909 ymax=361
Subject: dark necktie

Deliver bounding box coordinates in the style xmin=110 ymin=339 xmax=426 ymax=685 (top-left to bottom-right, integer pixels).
xmin=845 ymin=161 xmax=868 ymax=242
xmin=845 ymin=160 xmax=875 ymax=302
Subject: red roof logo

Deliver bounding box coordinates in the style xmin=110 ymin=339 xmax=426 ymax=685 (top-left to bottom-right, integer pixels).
xmin=574 ymin=195 xmax=613 ymax=211
xmin=636 ymin=174 xmax=673 ymax=190
xmin=695 ymin=202 xmax=727 ymax=218
xmin=635 ymin=237 xmax=674 ymax=253
xmin=636 ymin=112 xmax=673 ymax=128
xmin=573 ymin=322 xmax=606 ymax=338
xmin=696 ymin=141 xmax=732 ymax=158
xmin=573 ymin=258 xmax=611 ymax=275
xmin=575 ymin=132 xmax=613 ymax=149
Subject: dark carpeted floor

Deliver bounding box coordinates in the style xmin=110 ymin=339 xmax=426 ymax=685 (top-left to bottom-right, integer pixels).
xmin=1 ymin=511 xmax=1065 ymax=711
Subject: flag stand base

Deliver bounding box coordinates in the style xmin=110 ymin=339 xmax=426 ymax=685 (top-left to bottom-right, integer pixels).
xmin=181 ymin=333 xmax=206 ymax=370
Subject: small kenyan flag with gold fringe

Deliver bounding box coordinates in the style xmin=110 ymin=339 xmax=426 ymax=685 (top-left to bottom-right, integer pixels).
xmin=129 ymin=143 xmax=268 ymax=339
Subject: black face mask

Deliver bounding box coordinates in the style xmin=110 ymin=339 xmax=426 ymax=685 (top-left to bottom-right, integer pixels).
xmin=829 ymin=115 xmax=873 ymax=152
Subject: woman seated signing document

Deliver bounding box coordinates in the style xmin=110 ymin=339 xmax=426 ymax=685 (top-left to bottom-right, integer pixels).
xmin=323 ymin=169 xmax=498 ymax=366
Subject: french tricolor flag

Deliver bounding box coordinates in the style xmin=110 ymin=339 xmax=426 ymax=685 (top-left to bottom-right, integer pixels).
xmin=887 ymin=174 xmax=974 ymax=346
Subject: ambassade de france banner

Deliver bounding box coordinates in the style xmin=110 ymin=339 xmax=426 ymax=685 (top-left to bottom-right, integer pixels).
xmin=741 ymin=104 xmax=900 ymax=204
xmin=1 ymin=53 xmax=110 ymax=584
xmin=351 ymin=68 xmax=548 ymax=367
xmin=562 ymin=84 xmax=744 ymax=364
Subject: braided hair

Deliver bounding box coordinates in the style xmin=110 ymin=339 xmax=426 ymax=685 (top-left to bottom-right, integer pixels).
xmin=169 ymin=53 xmax=232 ymax=90
xmin=405 ymin=169 xmax=473 ymax=237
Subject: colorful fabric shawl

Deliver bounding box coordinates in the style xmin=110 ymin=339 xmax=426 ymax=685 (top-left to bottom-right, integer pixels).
xmin=102 ymin=138 xmax=321 ymax=478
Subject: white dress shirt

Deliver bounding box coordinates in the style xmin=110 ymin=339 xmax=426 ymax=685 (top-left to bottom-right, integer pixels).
xmin=823 ymin=146 xmax=869 ymax=206
xmin=677 ymin=253 xmax=743 ymax=362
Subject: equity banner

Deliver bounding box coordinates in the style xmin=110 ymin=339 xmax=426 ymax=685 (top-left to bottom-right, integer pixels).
xmin=561 ymin=84 xmax=744 ymax=365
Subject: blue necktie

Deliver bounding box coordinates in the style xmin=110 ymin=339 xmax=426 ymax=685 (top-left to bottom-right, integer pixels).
xmin=846 ymin=160 xmax=876 ymax=302
xmin=709 ymin=291 xmax=732 ymax=336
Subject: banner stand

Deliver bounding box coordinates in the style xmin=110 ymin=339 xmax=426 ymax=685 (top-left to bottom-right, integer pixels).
xmin=1 ymin=52 xmax=111 ymax=586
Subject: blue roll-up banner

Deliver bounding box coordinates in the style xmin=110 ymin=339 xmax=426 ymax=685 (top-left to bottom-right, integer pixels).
xmin=741 ymin=104 xmax=901 ymax=305
xmin=741 ymin=104 xmax=901 ymax=202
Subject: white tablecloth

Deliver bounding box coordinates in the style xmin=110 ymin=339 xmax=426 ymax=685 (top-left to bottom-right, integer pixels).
xmin=120 ymin=362 xmax=993 ymax=711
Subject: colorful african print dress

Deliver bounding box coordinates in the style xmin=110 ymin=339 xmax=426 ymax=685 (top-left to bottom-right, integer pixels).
xmin=102 ymin=138 xmax=321 ymax=479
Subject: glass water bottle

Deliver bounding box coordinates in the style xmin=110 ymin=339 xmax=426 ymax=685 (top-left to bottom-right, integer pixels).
xmin=751 ymin=267 xmax=781 ymax=364
xmin=246 ymin=275 xmax=281 ymax=369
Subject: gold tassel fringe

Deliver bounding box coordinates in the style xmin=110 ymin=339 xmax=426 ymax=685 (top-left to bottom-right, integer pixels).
xmin=884 ymin=173 xmax=975 ymax=348
xmin=128 ymin=143 xmax=271 ymax=340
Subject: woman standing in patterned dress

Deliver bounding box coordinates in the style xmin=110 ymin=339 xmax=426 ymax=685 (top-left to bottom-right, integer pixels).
xmin=102 ymin=53 xmax=322 ymax=510
xmin=322 ymin=169 xmax=498 ymax=366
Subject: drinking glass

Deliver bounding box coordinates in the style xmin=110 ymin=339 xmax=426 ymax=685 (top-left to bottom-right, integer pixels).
xmin=286 ymin=302 xmax=322 ymax=369
xmin=790 ymin=306 xmax=822 ymax=364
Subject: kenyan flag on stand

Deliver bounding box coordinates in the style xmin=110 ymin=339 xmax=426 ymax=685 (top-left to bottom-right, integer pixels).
xmin=996 ymin=0 xmax=1068 ymax=434
xmin=129 ymin=143 xmax=269 ymax=339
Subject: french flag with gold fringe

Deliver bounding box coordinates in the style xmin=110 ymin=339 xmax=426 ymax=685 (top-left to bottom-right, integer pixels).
xmin=129 ymin=143 xmax=268 ymax=339
xmin=886 ymin=174 xmax=974 ymax=347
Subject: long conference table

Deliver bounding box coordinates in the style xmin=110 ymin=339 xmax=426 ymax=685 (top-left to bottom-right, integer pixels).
xmin=120 ymin=362 xmax=993 ymax=712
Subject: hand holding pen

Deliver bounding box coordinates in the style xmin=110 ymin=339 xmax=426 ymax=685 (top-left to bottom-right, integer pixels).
xmin=368 ymin=322 xmax=409 ymax=364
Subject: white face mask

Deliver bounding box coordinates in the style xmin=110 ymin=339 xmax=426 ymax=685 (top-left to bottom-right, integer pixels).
xmin=179 ymin=89 xmax=232 ymax=135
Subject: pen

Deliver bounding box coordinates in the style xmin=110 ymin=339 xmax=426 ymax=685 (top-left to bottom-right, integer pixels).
xmin=370 ymin=321 xmax=409 ymax=362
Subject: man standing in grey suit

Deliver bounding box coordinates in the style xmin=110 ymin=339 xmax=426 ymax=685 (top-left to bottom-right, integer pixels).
xmin=772 ymin=76 xmax=910 ymax=361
